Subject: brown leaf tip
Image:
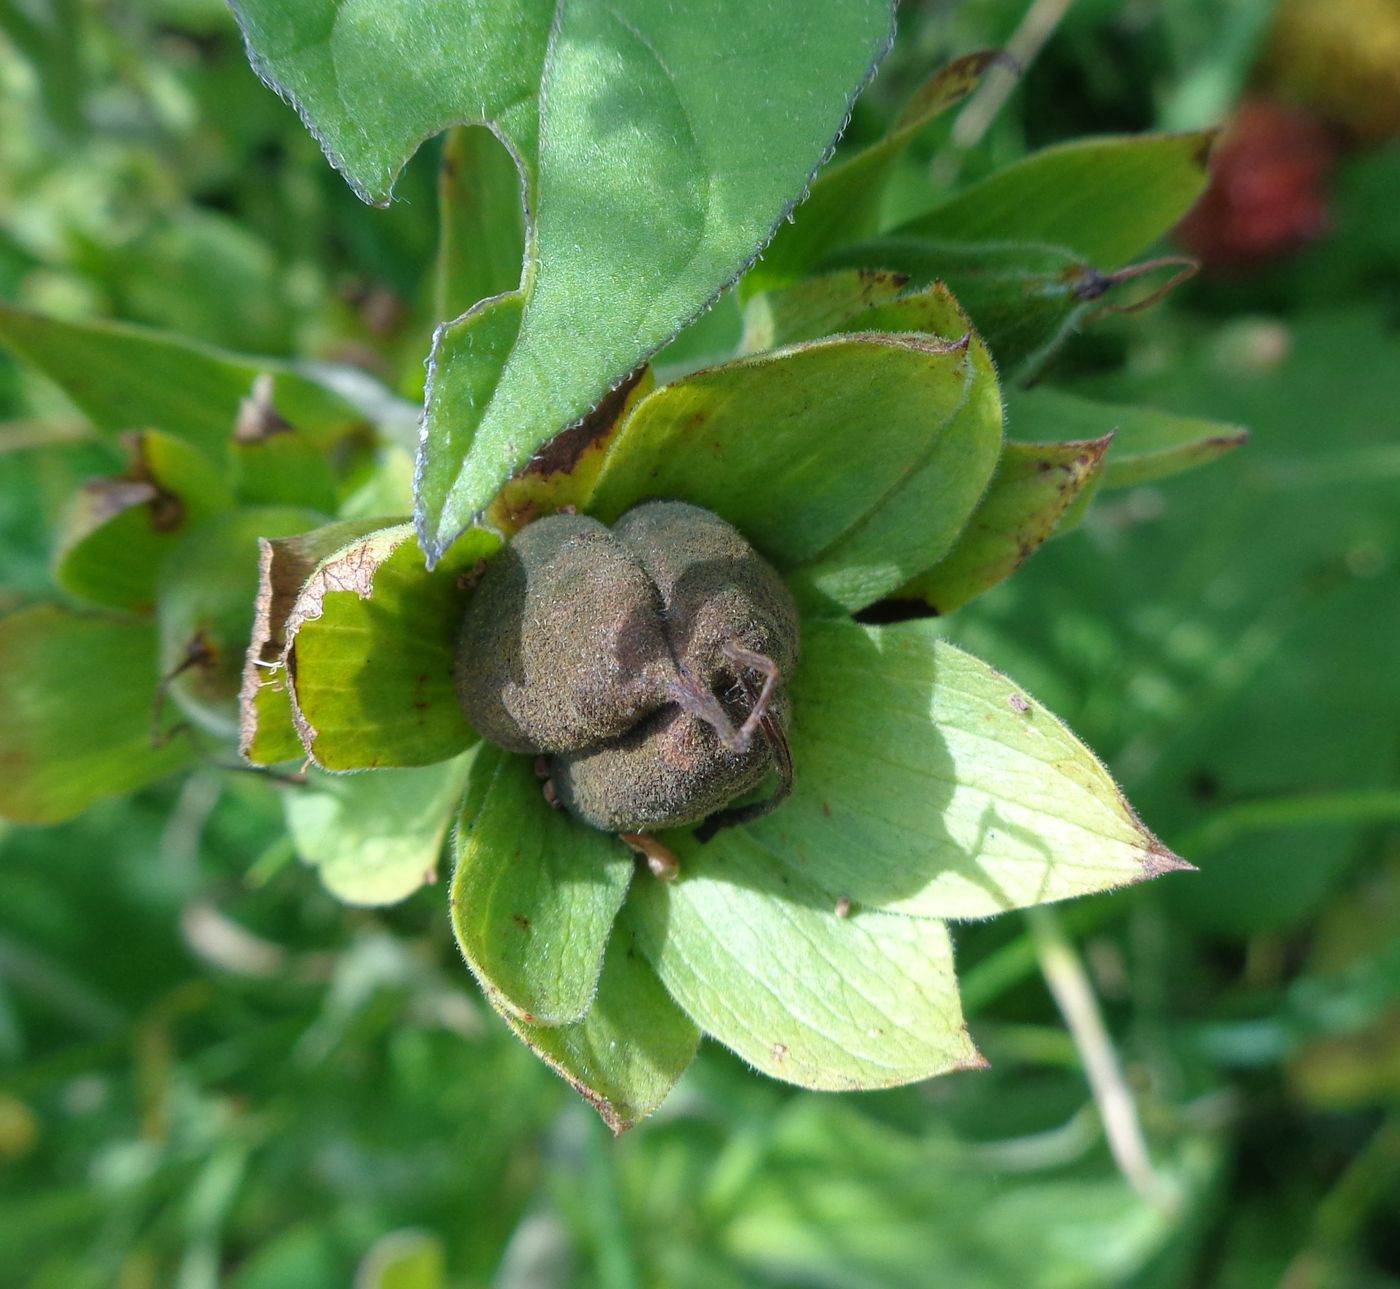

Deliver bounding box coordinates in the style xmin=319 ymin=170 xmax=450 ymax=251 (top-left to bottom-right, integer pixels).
xmin=956 ymin=1037 xmax=992 ymax=1073
xmin=1142 ymin=844 xmax=1196 ymax=878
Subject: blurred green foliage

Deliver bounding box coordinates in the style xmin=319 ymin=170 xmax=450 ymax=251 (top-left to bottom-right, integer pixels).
xmin=1 ymin=0 xmax=1398 ymax=1286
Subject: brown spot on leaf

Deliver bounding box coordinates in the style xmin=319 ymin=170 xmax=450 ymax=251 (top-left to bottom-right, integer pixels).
xmin=524 ymin=364 xmax=649 ymax=478
xmin=511 ymin=914 xmax=531 ymax=932
xmin=856 ymin=266 xmax=911 ymax=291
xmin=487 ymin=368 xmax=654 ymax=536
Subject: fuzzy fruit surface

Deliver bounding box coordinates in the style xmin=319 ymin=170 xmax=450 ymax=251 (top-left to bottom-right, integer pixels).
xmin=455 ymin=501 xmax=799 ymax=833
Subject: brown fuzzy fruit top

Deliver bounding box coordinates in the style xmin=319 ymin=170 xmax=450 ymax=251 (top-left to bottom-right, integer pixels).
xmin=455 ymin=501 xmax=798 ymax=834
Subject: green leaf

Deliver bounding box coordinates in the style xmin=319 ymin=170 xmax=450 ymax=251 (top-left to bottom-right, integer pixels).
xmin=894 ymin=131 xmax=1215 ymax=267
xmin=746 ymin=50 xmax=1005 ymax=293
xmin=85 ymin=206 xmax=297 ymax=355
xmin=285 ymin=753 xmax=474 ymax=906
xmin=401 ymin=0 xmax=897 ymax=561
xmin=0 ymin=605 xmax=195 ymax=824
xmin=493 ymin=921 xmax=700 ymax=1133
xmin=158 ymin=507 xmax=322 ymax=739
xmin=783 ymin=288 xmax=1005 ymax=612
xmin=628 ymin=832 xmax=982 ymax=1090
xmin=231 ymin=431 xmax=338 ymax=513
xmin=0 ymin=304 xmax=370 ymax=454
xmin=355 ymin=1231 xmax=446 ymax=1289
xmin=54 ymin=431 xmax=234 ymax=613
xmin=230 ymin=0 xmax=553 ymax=207
xmin=1005 ymin=386 xmax=1249 ymax=490
xmin=586 ymin=331 xmax=976 ymax=578
xmin=741 ymin=619 xmax=1187 ymax=919
xmin=230 ymin=378 xmax=339 ymax=512
xmin=896 ymin=437 xmax=1113 ymax=614
xmin=451 ymin=746 xmax=634 ymax=1025
xmin=285 ymin=523 xmax=498 ymax=770
xmin=435 ymin=126 xmax=526 ymax=321
xmin=239 ymin=519 xmax=389 ymax=766
xmin=716 ymin=1098 xmax=1220 ymax=1289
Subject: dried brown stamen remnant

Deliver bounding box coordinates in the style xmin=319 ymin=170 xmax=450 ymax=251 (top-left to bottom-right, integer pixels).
xmin=455 ymin=501 xmax=799 ymax=838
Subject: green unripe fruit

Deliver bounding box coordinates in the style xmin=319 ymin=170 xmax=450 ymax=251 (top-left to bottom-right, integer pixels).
xmin=455 ymin=501 xmax=799 ymax=835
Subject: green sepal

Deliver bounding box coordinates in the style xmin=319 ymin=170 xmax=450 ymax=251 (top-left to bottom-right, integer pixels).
xmin=783 ymin=287 xmax=1004 ymax=613
xmin=627 ymin=834 xmax=983 ymax=1090
xmin=740 ymin=268 xmax=915 ymax=354
xmin=284 ymin=524 xmax=498 ymax=770
xmin=895 ymin=437 xmax=1113 ymax=614
xmin=895 ymin=130 xmax=1216 ymax=266
xmin=0 ymin=605 xmax=197 ymax=824
xmin=819 ymin=239 xmax=1197 ymax=381
xmin=451 ymin=746 xmax=634 ymax=1026
xmin=54 ymin=431 xmax=234 ymax=613
xmin=741 ymin=619 xmax=1189 ymax=920
xmin=285 ymin=753 xmax=475 ymax=906
xmin=1005 ymin=386 xmax=1249 ymax=491
xmin=586 ymin=331 xmax=977 ymax=579
xmin=490 ymin=922 xmax=700 ymax=1134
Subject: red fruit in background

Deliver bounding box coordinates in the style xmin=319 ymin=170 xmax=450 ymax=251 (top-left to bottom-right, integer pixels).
xmin=1176 ymin=99 xmax=1335 ymax=270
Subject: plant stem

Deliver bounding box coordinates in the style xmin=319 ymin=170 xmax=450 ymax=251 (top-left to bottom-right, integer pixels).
xmin=1027 ymin=905 xmax=1175 ymax=1211
xmin=952 ymin=0 xmax=1076 ymax=149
